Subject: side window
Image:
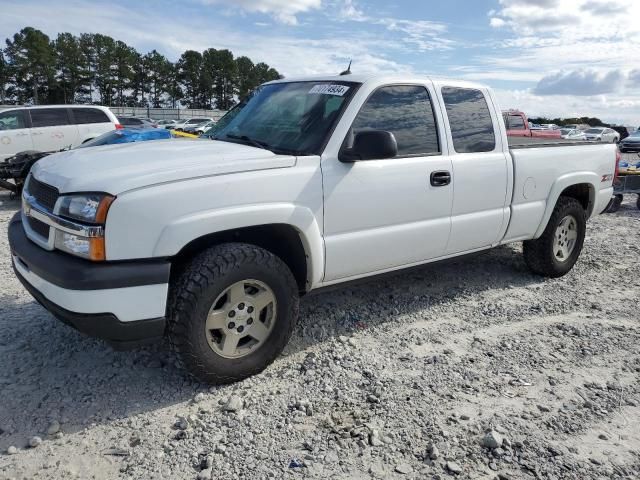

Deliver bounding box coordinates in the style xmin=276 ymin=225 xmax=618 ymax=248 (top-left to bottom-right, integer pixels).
xmin=441 ymin=87 xmax=496 ymax=153
xmin=30 ymin=108 xmax=70 ymax=128
xmin=72 ymin=108 xmax=110 ymax=124
xmin=351 ymin=85 xmax=440 ymax=156
xmin=0 ymin=111 xmax=27 ymax=130
xmin=508 ymin=115 xmax=525 ymax=129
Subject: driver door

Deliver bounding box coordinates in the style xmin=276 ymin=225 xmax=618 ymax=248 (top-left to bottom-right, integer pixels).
xmin=321 ymin=83 xmax=453 ymax=282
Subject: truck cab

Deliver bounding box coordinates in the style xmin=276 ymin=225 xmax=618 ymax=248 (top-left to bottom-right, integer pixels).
xmin=503 ymin=110 xmax=561 ymax=138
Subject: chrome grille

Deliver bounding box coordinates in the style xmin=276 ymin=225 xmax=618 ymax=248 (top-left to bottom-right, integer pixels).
xmin=28 ymin=177 xmax=59 ymax=211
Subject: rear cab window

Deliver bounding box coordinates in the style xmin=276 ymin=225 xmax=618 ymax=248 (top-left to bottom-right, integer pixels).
xmin=30 ymin=108 xmax=71 ymax=128
xmin=441 ymin=87 xmax=496 ymax=153
xmin=348 ymin=84 xmax=440 ymax=157
xmin=506 ymin=114 xmax=525 ymax=130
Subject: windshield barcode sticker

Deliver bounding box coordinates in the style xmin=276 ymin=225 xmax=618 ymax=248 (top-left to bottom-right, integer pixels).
xmin=309 ymin=84 xmax=350 ymax=96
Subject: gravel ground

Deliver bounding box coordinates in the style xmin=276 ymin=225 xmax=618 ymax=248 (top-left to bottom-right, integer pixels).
xmin=0 ymin=186 xmax=639 ymax=480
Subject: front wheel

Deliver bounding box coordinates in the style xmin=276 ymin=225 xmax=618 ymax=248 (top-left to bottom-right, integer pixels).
xmin=167 ymin=243 xmax=299 ymax=384
xmin=523 ymin=197 xmax=586 ymax=277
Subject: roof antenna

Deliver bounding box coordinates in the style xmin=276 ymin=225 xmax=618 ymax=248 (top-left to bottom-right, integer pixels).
xmin=340 ymin=60 xmax=352 ymax=76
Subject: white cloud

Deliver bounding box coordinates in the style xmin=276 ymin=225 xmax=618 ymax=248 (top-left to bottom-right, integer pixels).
xmin=493 ymin=88 xmax=640 ymax=125
xmin=489 ymin=18 xmax=505 ymax=28
xmin=490 ymin=0 xmax=638 ymax=38
xmin=202 ymin=0 xmax=321 ymax=25
xmin=533 ymin=69 xmax=626 ymax=96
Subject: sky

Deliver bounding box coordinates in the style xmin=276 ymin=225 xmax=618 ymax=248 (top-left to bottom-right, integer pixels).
xmin=2 ymin=0 xmax=639 ymax=125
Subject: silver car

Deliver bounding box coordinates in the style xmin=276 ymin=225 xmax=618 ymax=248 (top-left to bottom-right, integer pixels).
xmin=584 ymin=127 xmax=620 ymax=143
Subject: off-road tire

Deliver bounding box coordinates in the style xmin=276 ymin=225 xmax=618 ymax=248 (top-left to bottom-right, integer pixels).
xmin=523 ymin=196 xmax=586 ymax=278
xmin=167 ymin=243 xmax=299 ymax=384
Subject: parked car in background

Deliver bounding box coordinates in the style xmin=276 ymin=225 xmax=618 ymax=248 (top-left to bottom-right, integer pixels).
xmin=117 ymin=117 xmax=158 ymax=129
xmin=618 ymin=130 xmax=640 ymax=152
xmin=194 ymin=121 xmax=216 ymax=135
xmin=563 ymin=124 xmax=590 ymax=131
xmin=0 ymin=105 xmax=120 ymax=161
xmin=584 ymin=127 xmax=619 ymax=143
xmin=503 ymin=110 xmax=561 ymax=138
xmin=77 ymin=128 xmax=171 ymax=148
xmin=157 ymin=119 xmax=177 ymax=128
xmin=183 ymin=120 xmax=212 ymax=135
xmin=611 ymin=126 xmax=632 ymax=141
xmin=173 ymin=118 xmax=214 ymax=131
xmin=540 ymin=123 xmax=560 ymax=130
xmin=560 ymin=128 xmax=586 ymax=141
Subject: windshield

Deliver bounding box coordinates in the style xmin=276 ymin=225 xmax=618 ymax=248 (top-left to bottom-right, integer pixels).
xmin=208 ymin=81 xmax=358 ymax=155
xmin=585 ymin=128 xmax=603 ymax=133
xmin=560 ymin=129 xmax=571 ymax=135
xmin=629 ymin=131 xmax=640 ymax=137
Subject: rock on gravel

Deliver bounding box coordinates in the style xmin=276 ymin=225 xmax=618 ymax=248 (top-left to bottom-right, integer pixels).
xmin=481 ymin=430 xmax=504 ymax=449
xmin=28 ymin=436 xmax=42 ymax=448
xmin=446 ymin=461 xmax=463 ymax=474
xmin=395 ymin=463 xmax=413 ymax=474
xmin=222 ymin=395 xmax=243 ymax=412
xmin=47 ymin=421 xmax=60 ymax=435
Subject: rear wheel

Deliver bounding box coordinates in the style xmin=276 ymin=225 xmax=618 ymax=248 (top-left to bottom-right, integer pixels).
xmin=167 ymin=243 xmax=299 ymax=384
xmin=523 ymin=197 xmax=586 ymax=277
xmin=636 ymin=194 xmax=640 ymax=210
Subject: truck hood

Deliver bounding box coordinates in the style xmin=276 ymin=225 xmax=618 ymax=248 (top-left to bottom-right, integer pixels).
xmin=30 ymin=139 xmax=296 ymax=194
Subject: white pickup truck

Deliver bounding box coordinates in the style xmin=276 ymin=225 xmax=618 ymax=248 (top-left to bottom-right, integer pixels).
xmin=9 ymin=74 xmax=616 ymax=383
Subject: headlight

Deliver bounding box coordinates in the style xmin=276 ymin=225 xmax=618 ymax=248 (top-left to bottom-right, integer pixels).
xmin=58 ymin=194 xmax=114 ymax=223
xmin=54 ymin=193 xmax=114 ymax=261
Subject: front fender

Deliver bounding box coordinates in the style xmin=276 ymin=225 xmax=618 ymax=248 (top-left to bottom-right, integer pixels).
xmin=533 ymin=172 xmax=597 ymax=238
xmin=153 ymin=203 xmax=325 ymax=288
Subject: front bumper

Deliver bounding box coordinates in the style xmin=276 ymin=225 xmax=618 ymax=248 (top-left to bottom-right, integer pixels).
xmin=619 ymin=143 xmax=640 ymax=152
xmin=8 ymin=213 xmax=170 ymax=348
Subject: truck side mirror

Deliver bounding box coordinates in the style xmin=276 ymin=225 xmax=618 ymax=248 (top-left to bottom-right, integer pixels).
xmin=340 ymin=130 xmax=398 ymax=162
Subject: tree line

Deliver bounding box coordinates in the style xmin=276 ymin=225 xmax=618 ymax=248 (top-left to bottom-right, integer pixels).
xmin=528 ymin=116 xmax=611 ymax=128
xmin=0 ymin=27 xmax=282 ymax=110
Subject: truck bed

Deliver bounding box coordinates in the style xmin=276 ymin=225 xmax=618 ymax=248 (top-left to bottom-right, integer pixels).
xmin=508 ymin=137 xmax=597 ymax=148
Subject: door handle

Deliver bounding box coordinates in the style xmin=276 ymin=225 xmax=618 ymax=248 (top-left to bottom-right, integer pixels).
xmin=32 ymin=132 xmax=43 ymax=135
xmin=16 ymin=132 xmax=29 ymax=137
xmin=430 ymin=170 xmax=451 ymax=187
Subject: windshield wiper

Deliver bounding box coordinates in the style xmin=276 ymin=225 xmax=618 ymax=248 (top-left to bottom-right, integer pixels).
xmin=213 ymin=133 xmax=303 ymax=156
xmin=223 ymin=134 xmax=270 ymax=150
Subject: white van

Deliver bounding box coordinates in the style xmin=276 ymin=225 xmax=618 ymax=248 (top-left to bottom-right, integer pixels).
xmin=0 ymin=105 xmax=120 ymax=161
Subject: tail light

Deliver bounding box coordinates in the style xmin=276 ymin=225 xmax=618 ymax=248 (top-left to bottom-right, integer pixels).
xmin=614 ymin=150 xmax=621 ymax=178
xmin=115 ymin=123 xmax=124 ymax=130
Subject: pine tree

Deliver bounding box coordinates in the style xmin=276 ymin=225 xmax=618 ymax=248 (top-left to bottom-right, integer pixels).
xmin=4 ymin=27 xmax=56 ymax=104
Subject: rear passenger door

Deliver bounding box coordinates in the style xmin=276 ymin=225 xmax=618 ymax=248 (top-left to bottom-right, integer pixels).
xmin=71 ymin=108 xmax=114 ymax=144
xmin=322 ymin=83 xmax=453 ymax=281
xmin=436 ymin=85 xmax=510 ymax=254
xmin=29 ymin=108 xmax=79 ymax=151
